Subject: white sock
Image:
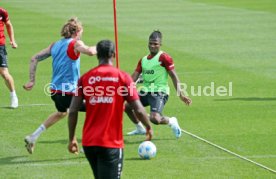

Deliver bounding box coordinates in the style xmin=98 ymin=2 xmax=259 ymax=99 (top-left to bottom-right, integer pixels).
xmin=135 ymin=121 xmax=145 ymax=130
xmin=10 ymin=91 xmax=17 ymax=97
xmin=32 ymin=124 xmax=46 ymax=140
xmin=168 ymin=117 xmax=174 ymax=127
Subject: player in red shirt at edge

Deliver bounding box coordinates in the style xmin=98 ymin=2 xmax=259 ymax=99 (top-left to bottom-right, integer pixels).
xmin=68 ymin=40 xmax=153 ymax=179
xmin=0 ymin=7 xmax=18 ymax=108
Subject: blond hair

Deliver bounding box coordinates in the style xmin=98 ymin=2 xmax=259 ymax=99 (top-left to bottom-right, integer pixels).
xmin=60 ymin=17 xmax=83 ymax=38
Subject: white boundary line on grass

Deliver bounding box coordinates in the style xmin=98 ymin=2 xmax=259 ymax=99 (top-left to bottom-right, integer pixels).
xmin=181 ymin=129 xmax=276 ymax=174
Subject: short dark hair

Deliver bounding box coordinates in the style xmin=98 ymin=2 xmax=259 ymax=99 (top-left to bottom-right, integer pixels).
xmin=149 ymin=30 xmax=162 ymax=40
xmin=96 ymin=40 xmax=115 ymax=60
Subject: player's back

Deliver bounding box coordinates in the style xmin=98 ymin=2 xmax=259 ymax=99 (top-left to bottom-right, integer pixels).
xmin=79 ymin=64 xmax=136 ymax=148
xmin=50 ymin=38 xmax=80 ymax=93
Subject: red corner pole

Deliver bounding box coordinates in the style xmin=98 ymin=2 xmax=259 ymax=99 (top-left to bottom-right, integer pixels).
xmin=113 ymin=0 xmax=119 ymax=68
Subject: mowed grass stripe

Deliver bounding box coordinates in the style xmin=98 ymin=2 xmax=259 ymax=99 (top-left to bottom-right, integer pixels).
xmin=1 ymin=0 xmax=275 ymax=178
xmin=4 ymin=0 xmax=276 ymax=79
xmin=189 ymin=0 xmax=276 ymax=13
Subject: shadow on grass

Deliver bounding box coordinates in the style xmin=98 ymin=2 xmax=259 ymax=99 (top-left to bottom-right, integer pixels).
xmin=0 ymin=106 xmax=14 ymax=109
xmin=124 ymin=140 xmax=142 ymax=145
xmin=38 ymin=137 xmax=175 ymax=146
xmin=124 ymin=157 xmax=143 ymax=161
xmin=0 ymin=155 xmax=85 ymax=166
xmin=38 ymin=139 xmax=68 ymax=144
xmin=38 ymin=138 xmax=82 ymax=144
xmin=124 ymin=138 xmax=175 ymax=145
xmin=214 ymin=97 xmax=276 ymax=101
xmin=0 ymin=104 xmax=52 ymax=109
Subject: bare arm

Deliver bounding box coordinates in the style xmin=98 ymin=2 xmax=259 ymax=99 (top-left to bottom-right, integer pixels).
xmin=131 ymin=71 xmax=140 ymax=83
xmin=129 ymin=100 xmax=153 ymax=140
xmin=5 ymin=20 xmax=17 ymax=48
xmin=23 ymin=44 xmax=52 ymax=90
xmin=68 ymin=96 xmax=83 ymax=154
xmin=74 ymin=40 xmax=97 ymax=56
xmin=168 ymin=69 xmax=192 ymax=105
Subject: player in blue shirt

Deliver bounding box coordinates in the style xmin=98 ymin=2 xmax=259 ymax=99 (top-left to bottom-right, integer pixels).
xmin=23 ymin=17 xmax=97 ymax=154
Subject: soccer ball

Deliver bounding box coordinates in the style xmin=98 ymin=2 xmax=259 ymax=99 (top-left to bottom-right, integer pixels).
xmin=138 ymin=141 xmax=157 ymax=159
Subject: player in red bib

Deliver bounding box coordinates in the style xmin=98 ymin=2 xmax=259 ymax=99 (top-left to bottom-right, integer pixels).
xmin=68 ymin=40 xmax=153 ymax=179
xmin=0 ymin=7 xmax=18 ymax=108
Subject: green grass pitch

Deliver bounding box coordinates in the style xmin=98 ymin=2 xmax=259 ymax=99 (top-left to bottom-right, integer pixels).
xmin=0 ymin=0 xmax=275 ymax=178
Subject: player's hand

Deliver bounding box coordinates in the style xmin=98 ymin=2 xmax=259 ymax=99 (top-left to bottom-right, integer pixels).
xmin=88 ymin=46 xmax=97 ymax=55
xmin=68 ymin=139 xmax=79 ymax=155
xmin=10 ymin=41 xmax=17 ymax=48
xmin=180 ymin=96 xmax=192 ymax=106
xmin=145 ymin=128 xmax=153 ymax=141
xmin=23 ymin=82 xmax=35 ymax=91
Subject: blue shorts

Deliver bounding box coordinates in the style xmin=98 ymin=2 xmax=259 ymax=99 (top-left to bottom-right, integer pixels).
xmin=0 ymin=45 xmax=8 ymax=68
xmin=139 ymin=91 xmax=169 ymax=114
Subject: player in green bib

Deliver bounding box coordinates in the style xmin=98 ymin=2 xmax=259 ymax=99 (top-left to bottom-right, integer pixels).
xmin=125 ymin=30 xmax=192 ymax=138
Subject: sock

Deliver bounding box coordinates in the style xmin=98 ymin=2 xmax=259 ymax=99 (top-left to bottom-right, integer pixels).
xmin=10 ymin=91 xmax=17 ymax=97
xmin=135 ymin=122 xmax=145 ymax=130
xmin=31 ymin=124 xmax=46 ymax=141
xmin=168 ymin=117 xmax=173 ymax=127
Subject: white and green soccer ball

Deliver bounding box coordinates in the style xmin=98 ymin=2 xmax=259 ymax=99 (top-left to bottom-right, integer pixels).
xmin=138 ymin=141 xmax=157 ymax=159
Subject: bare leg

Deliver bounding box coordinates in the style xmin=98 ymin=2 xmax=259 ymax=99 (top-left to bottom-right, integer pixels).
xmin=149 ymin=112 xmax=170 ymax=125
xmin=43 ymin=111 xmax=67 ymax=129
xmin=0 ymin=67 xmax=18 ymax=108
xmin=149 ymin=112 xmax=181 ymax=138
xmin=24 ymin=111 xmax=68 ymax=154
xmin=31 ymin=111 xmax=68 ymax=140
xmin=125 ymin=103 xmax=140 ymax=124
xmin=0 ymin=67 xmax=15 ymax=92
xmin=125 ymin=103 xmax=146 ymax=135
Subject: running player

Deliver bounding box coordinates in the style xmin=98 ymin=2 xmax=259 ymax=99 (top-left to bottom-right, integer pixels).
xmin=23 ymin=17 xmax=97 ymax=154
xmin=125 ymin=30 xmax=192 ymax=138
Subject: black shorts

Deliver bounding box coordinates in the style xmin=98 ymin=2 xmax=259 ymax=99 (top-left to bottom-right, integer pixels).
xmin=83 ymin=146 xmax=123 ymax=179
xmin=0 ymin=45 xmax=8 ymax=68
xmin=50 ymin=93 xmax=85 ymax=112
xmin=139 ymin=91 xmax=169 ymax=113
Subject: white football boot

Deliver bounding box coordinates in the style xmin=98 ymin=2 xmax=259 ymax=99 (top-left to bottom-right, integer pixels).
xmin=127 ymin=125 xmax=146 ymax=135
xmin=169 ymin=117 xmax=182 ymax=138
xmin=24 ymin=135 xmax=35 ymax=154
xmin=10 ymin=96 xmax=18 ymax=109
